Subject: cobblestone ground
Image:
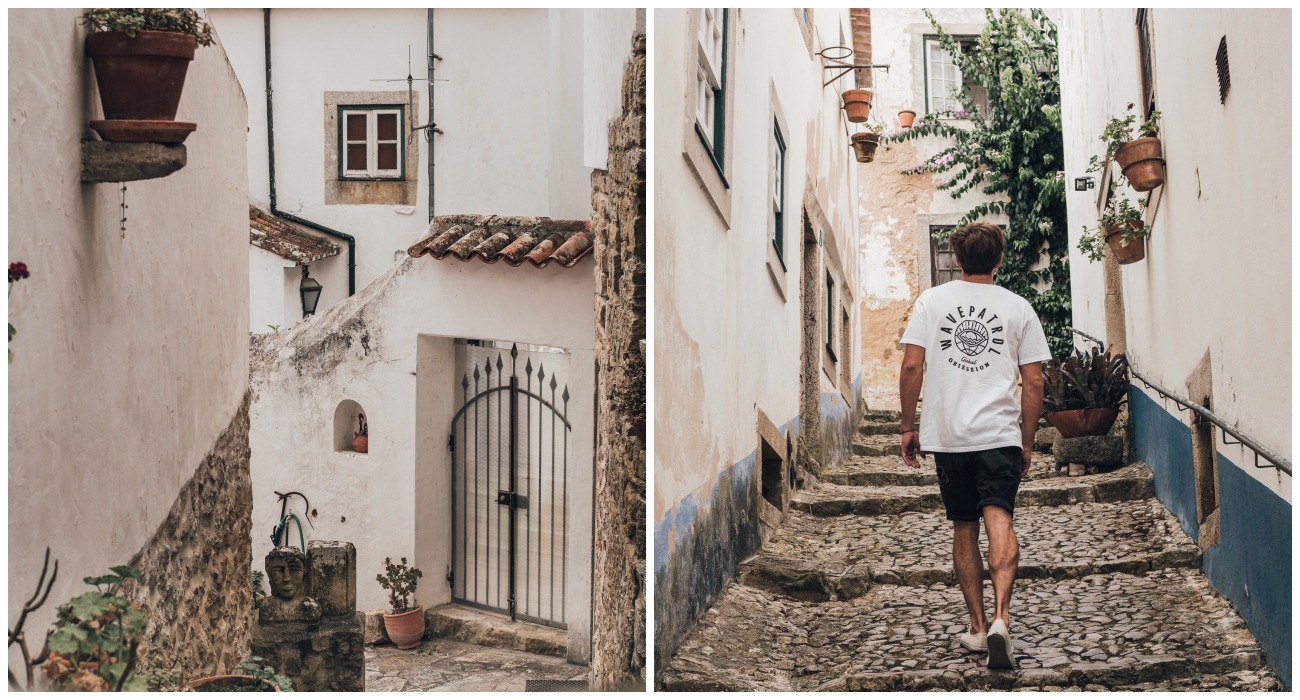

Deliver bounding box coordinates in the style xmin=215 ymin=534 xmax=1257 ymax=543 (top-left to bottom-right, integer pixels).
xmin=662 ymin=414 xmax=1282 ymax=692
xmin=365 ymin=639 xmax=586 ymax=691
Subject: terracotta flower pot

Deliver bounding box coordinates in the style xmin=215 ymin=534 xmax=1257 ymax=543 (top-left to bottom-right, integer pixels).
xmin=1046 ymin=408 xmax=1120 ymax=438
xmin=383 ymin=605 xmax=425 ymax=649
xmin=187 ymin=674 xmax=279 ymax=691
xmin=85 ymin=30 xmax=197 ymax=143
xmin=898 ymin=109 xmax=917 ymax=129
xmin=1104 ymin=220 xmax=1147 ymax=265
xmin=352 ymin=434 xmax=369 ymax=454
xmin=851 ymin=132 xmax=880 ymax=163
xmin=1115 ymin=136 xmax=1165 ymax=192
xmin=842 ymin=89 xmax=872 ymax=123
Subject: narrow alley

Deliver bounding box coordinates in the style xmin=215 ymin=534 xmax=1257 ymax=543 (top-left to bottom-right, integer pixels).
xmin=661 ymin=411 xmax=1281 ymax=692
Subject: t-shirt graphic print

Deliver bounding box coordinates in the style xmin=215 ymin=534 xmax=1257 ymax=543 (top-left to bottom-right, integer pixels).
xmin=900 ymin=280 xmax=1052 ymax=453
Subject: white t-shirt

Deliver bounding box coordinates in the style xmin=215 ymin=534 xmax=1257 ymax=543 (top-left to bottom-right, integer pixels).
xmin=900 ymin=280 xmax=1052 ymax=453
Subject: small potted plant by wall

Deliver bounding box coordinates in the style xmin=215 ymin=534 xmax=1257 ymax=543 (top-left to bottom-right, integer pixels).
xmin=850 ymin=122 xmax=886 ymax=163
xmin=1093 ymin=105 xmax=1164 ymax=192
xmin=841 ymin=88 xmax=873 ymax=123
xmin=376 ymin=556 xmax=425 ymax=649
xmin=189 ymin=657 xmax=292 ymax=692
xmin=897 ymin=108 xmax=917 ymax=129
xmin=352 ymin=412 xmax=369 ymax=454
xmin=1042 ymin=346 xmax=1129 ymax=438
xmin=1078 ymin=196 xmax=1150 ymax=265
xmin=81 ymin=8 xmax=215 ymax=143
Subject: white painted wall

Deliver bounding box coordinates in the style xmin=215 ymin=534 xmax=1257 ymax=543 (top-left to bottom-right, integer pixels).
xmin=8 ymin=7 xmax=249 ymax=651
xmin=249 ymin=257 xmax=597 ymax=659
xmin=249 ymin=246 xmax=296 ymax=333
xmin=583 ymin=9 xmax=641 ymax=171
xmin=1059 ymin=9 xmax=1291 ymax=499
xmin=654 ymin=8 xmax=861 ymax=523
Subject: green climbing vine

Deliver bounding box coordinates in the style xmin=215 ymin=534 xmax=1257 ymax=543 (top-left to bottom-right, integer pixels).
xmin=885 ymin=8 xmax=1073 ymax=357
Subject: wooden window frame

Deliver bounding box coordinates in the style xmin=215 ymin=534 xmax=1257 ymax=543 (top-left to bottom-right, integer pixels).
xmin=771 ymin=120 xmax=787 ymax=268
xmin=694 ymin=8 xmax=729 ymax=168
xmin=922 ymin=36 xmax=987 ymax=118
xmin=930 ymin=226 xmax=963 ymax=286
xmin=1136 ymin=9 xmax=1157 ymax=119
xmin=338 ymin=105 xmax=405 ymax=181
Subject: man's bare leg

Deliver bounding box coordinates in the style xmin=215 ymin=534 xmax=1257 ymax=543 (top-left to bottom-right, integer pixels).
xmin=982 ymin=504 xmax=1019 ymax=625
xmin=952 ymin=520 xmax=988 ymax=633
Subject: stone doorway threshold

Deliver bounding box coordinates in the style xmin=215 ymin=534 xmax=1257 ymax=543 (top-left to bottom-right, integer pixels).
xmin=365 ymin=638 xmax=587 ymax=692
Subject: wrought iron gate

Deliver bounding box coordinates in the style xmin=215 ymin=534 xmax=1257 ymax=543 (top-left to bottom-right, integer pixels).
xmin=449 ymin=343 xmax=570 ymax=629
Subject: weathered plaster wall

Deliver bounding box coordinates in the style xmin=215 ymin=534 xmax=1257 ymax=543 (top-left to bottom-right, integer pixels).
xmin=590 ymin=32 xmax=647 ymax=690
xmin=1060 ymin=8 xmax=1291 ymax=687
xmin=8 ymin=7 xmax=250 ymax=674
xmin=654 ymin=8 xmax=861 ymax=680
xmin=249 ymin=246 xmax=298 ymax=333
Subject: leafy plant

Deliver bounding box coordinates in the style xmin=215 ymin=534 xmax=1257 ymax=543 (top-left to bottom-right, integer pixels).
xmin=9 ymin=262 xmax=29 ymax=363
xmin=861 ymin=121 xmax=887 ymax=135
xmin=1042 ymin=346 xmax=1130 ymax=412
xmin=81 ymin=8 xmax=215 ymax=46
xmin=235 ymin=656 xmax=293 ymax=692
xmin=252 ymin=569 xmax=267 ymax=608
xmin=1077 ymin=197 xmax=1150 ymax=262
xmin=882 ymin=9 xmax=1072 ymax=356
xmin=41 ymin=565 xmax=149 ymax=692
xmin=1087 ymin=104 xmax=1161 ymax=174
xmin=376 ymin=557 xmax=423 ymax=613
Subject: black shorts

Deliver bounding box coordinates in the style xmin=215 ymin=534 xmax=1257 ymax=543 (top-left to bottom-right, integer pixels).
xmin=934 ymin=446 xmax=1023 ymax=522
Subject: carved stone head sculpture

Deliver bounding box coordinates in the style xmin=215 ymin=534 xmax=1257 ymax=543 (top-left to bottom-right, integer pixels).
xmin=261 ymin=547 xmax=321 ymax=624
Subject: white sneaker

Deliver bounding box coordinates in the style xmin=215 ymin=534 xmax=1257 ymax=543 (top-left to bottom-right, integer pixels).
xmin=958 ymin=628 xmax=987 ymax=652
xmin=985 ymin=618 xmax=1015 ymax=669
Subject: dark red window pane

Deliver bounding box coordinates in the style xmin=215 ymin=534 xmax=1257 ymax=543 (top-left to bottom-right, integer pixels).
xmin=377 ymin=143 xmax=397 ymax=171
xmin=346 ymin=114 xmax=366 ymax=141
xmin=377 ymin=113 xmax=398 ymax=141
xmin=346 ymin=144 xmax=367 ymax=171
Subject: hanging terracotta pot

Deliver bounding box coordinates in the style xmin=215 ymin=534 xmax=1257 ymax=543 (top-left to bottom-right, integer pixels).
xmin=897 ymin=109 xmax=916 ymax=129
xmin=1046 ymin=408 xmax=1120 ymax=438
xmin=1104 ymin=220 xmax=1147 ymax=265
xmin=841 ymin=89 xmax=872 ymax=123
xmin=383 ymin=605 xmax=425 ymax=650
xmin=850 ymin=132 xmax=880 ymax=163
xmin=1115 ymin=136 xmax=1164 ymax=192
xmin=85 ymin=30 xmax=198 ymax=143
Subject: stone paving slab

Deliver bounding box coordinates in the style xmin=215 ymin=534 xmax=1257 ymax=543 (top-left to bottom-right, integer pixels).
xmin=662 ymin=568 xmax=1268 ymax=692
xmin=743 ymin=499 xmax=1199 ymax=596
xmin=825 ymin=449 xmax=1115 ymax=488
xmin=794 ymin=463 xmax=1153 ymax=517
xmin=427 ymin=603 xmax=567 ymax=658
xmin=365 ymin=638 xmax=585 ymax=691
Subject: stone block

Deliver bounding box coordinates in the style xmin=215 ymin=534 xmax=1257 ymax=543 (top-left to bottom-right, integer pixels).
xmin=1034 ymin=426 xmax=1061 ymax=452
xmin=363 ymin=609 xmax=390 ymax=645
xmin=1053 ymin=435 xmax=1124 ymax=467
xmin=81 ymin=141 xmax=187 ymax=183
xmin=251 ymin=611 xmax=365 ymax=692
xmin=309 ymin=540 xmax=357 ymax=618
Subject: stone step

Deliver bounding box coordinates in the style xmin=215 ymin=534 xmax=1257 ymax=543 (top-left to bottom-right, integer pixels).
xmin=793 ymin=463 xmax=1154 ymax=517
xmin=824 ymin=450 xmax=1110 ymax=488
xmin=858 ymin=421 xmax=902 ymax=436
xmin=862 ymin=409 xmax=903 ymax=422
xmin=852 ymin=434 xmax=901 ymax=458
xmin=737 ymin=499 xmax=1199 ymax=599
xmin=426 ymin=604 xmax=567 ymax=659
xmin=662 ymin=568 xmax=1269 ymax=691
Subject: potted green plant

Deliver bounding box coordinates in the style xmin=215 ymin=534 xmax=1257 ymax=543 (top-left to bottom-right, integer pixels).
xmin=1089 ymin=105 xmax=1164 ymax=192
xmin=376 ymin=556 xmax=425 ymax=649
xmin=850 ymin=122 xmax=886 ymax=163
xmin=1042 ymin=346 xmax=1129 ymax=438
xmin=188 ymin=656 xmax=292 ymax=692
xmin=841 ymin=88 xmax=872 ymax=123
xmin=81 ymin=8 xmax=215 ymax=143
xmin=1078 ymin=196 xmax=1150 ymax=265
xmin=40 ymin=565 xmax=149 ymax=691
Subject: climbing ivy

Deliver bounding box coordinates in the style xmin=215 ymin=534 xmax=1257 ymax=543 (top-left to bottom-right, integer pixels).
xmin=885 ymin=9 xmax=1072 ymax=357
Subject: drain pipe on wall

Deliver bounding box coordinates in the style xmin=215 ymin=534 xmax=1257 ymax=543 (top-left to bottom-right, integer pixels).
xmin=264 ymin=8 xmax=357 ymax=296
xmin=427 ymin=8 xmax=438 ymax=224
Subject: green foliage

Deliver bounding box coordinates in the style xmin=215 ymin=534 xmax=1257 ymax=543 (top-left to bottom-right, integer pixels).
xmin=235 ymin=656 xmax=294 ymax=692
xmin=883 ymin=9 xmax=1072 ymax=357
xmin=81 ymin=8 xmax=215 ymax=46
xmin=376 ymin=556 xmax=423 ymax=613
xmin=1077 ymin=196 xmax=1151 ymax=262
xmin=1087 ymin=105 xmax=1161 ymax=172
xmin=42 ymin=565 xmax=149 ymax=692
xmin=1043 ymin=345 xmax=1130 ymax=412
xmin=252 ymin=569 xmax=267 ymax=607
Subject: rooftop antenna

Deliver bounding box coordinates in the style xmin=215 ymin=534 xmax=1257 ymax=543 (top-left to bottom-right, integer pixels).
xmin=371 ymin=45 xmax=443 ymax=143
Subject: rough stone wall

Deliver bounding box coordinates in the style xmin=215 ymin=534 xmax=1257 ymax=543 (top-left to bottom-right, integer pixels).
xmin=127 ymin=391 xmax=254 ymax=684
xmin=797 ymin=222 xmax=825 ymax=475
xmin=590 ymin=32 xmax=647 ymax=691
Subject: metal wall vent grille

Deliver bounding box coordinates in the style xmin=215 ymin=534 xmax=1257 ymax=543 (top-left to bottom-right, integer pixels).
xmin=1216 ymin=36 xmax=1230 ymax=104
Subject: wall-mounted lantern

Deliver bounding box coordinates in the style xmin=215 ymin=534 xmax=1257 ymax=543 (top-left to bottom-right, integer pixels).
xmin=300 ymin=265 xmax=322 ymax=316
xmin=1073 ymin=175 xmax=1096 ymax=192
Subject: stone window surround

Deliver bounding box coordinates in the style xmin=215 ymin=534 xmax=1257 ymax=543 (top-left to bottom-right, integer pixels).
xmin=766 ymin=83 xmax=791 ymax=301
xmin=682 ymin=8 xmax=736 ymax=227
xmin=323 ymin=90 xmax=419 ymax=207
xmin=755 ymin=407 xmax=789 ymax=540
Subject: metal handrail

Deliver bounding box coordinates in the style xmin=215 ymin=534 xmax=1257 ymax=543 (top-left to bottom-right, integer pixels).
xmin=1068 ymin=328 xmax=1291 ymax=476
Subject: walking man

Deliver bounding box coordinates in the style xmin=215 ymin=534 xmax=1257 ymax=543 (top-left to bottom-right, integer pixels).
xmin=897 ymin=222 xmax=1050 ymax=669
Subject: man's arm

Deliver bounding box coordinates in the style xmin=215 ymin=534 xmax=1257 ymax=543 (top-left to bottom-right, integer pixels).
xmin=1018 ymin=361 xmax=1045 ymax=476
xmin=899 ymin=343 xmax=926 ymax=468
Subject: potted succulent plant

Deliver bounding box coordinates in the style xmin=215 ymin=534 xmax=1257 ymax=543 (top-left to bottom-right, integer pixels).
xmin=850 ymin=122 xmax=886 ymax=163
xmin=376 ymin=557 xmax=425 ymax=649
xmin=1089 ymin=105 xmax=1164 ymax=192
xmin=81 ymin=8 xmax=215 ymax=143
xmin=1042 ymin=346 xmax=1129 ymax=438
xmin=897 ymin=108 xmax=917 ymax=129
xmin=841 ymin=88 xmax=872 ymax=123
xmin=1078 ymin=196 xmax=1150 ymax=265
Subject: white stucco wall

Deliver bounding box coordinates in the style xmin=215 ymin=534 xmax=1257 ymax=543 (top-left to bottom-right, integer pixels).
xmin=583 ymin=9 xmax=642 ymax=171
xmin=1059 ymin=9 xmax=1291 ymax=499
xmin=655 ymin=8 xmax=861 ymax=524
xmin=8 ymin=7 xmax=249 ymax=649
xmin=250 ymin=257 xmax=596 ymax=658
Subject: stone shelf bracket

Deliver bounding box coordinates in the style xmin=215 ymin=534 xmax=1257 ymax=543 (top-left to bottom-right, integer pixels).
xmin=81 ymin=141 xmax=187 ymax=184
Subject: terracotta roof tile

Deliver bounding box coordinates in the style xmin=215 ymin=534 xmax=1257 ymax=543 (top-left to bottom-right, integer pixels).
xmin=407 ymin=215 xmax=593 ymax=269
xmin=249 ymin=206 xmax=341 ymax=264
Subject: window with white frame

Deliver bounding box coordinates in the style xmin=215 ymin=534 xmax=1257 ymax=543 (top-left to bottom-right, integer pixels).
xmin=771 ymin=120 xmax=786 ymax=266
xmin=924 ymin=37 xmax=988 ymax=117
xmin=339 ymin=106 xmax=403 ymax=179
xmin=695 ymin=8 xmax=728 ymax=164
